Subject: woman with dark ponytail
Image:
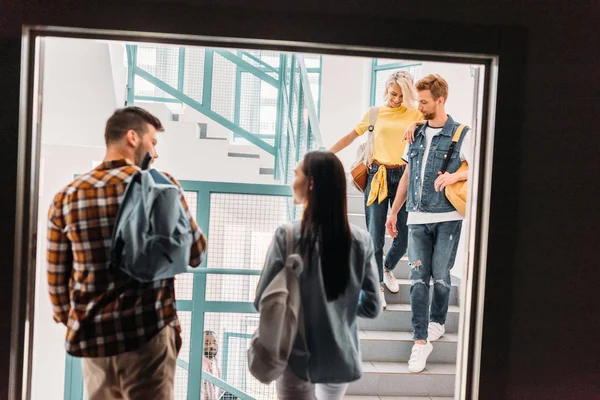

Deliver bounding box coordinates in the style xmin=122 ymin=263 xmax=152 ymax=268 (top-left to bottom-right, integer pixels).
xmin=255 ymin=151 xmax=381 ymax=400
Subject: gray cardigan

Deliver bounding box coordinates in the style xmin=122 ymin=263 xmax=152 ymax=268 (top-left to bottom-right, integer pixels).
xmin=254 ymin=221 xmax=381 ymax=384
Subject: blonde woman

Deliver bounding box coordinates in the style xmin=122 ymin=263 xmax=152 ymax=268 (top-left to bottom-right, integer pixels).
xmin=331 ymin=71 xmax=422 ymax=310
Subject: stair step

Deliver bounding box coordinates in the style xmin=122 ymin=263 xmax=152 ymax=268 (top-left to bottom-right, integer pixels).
xmin=259 ymin=167 xmax=274 ymax=175
xmin=228 ymin=152 xmax=260 ymax=159
xmin=347 ymin=194 xmax=365 ymax=214
xmin=347 ymin=362 xmax=455 ymax=397
xmin=358 ymin=305 xmax=459 ymax=333
xmin=360 ymin=330 xmax=458 ymax=363
xmin=385 ymin=279 xmax=459 ymax=306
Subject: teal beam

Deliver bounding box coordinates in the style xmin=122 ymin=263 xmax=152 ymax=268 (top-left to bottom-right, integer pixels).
xmin=241 ymin=51 xmax=279 ymax=74
xmin=177 ymin=359 xmax=256 ymax=400
xmin=178 ymin=47 xmax=185 ymax=93
xmin=179 ymin=180 xmax=292 ymax=196
xmin=190 ymin=267 xmax=262 ymax=276
xmin=285 ymin=57 xmax=296 ymax=183
xmin=214 ymin=49 xmax=278 ymax=88
xmin=134 ymin=95 xmax=180 ymax=103
xmin=134 ymin=66 xmax=275 ymax=155
xmin=296 ymin=54 xmax=324 ymax=149
xmin=203 ymin=49 xmax=214 ymax=109
xmin=126 ymin=45 xmax=137 ymax=106
xmin=203 ymin=371 xmax=256 ymax=400
xmin=204 ymin=301 xmax=257 ymax=313
xmin=273 ymin=53 xmax=286 ymax=181
xmin=186 ymin=185 xmax=210 ymax=400
xmin=295 ymin=82 xmax=303 ymax=162
xmin=370 ymin=58 xmax=378 ymax=106
xmin=177 ymin=300 xmax=193 ymax=311
xmin=233 ymin=56 xmax=242 ymax=140
xmin=64 ymin=355 xmax=83 ymax=400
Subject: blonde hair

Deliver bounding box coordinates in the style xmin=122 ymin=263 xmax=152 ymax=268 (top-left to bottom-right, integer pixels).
xmin=383 ymin=70 xmax=418 ymax=109
xmin=416 ymin=74 xmax=449 ymax=101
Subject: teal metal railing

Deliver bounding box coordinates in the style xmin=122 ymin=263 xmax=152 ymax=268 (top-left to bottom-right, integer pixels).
xmin=126 ymin=45 xmax=323 ymax=182
xmin=64 ymin=180 xmax=293 ymax=400
xmin=370 ymin=58 xmax=423 ymax=106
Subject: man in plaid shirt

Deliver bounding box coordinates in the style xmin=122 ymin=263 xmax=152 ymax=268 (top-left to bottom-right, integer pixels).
xmin=47 ymin=107 xmax=207 ymax=400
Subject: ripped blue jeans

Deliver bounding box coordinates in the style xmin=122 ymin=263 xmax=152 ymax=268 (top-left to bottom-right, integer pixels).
xmin=408 ymin=221 xmax=462 ymax=341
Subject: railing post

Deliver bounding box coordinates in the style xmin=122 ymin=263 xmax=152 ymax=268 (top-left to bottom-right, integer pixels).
xmin=295 ymin=76 xmax=303 ymax=164
xmin=177 ymin=47 xmax=185 ymax=95
xmin=203 ymin=49 xmax=214 ymax=109
xmin=273 ymin=54 xmax=286 ymax=181
xmin=63 ymin=354 xmax=83 ymax=400
xmin=187 ymin=185 xmax=210 ymax=400
xmin=126 ymin=45 xmax=137 ymax=106
xmin=233 ymin=50 xmax=242 ymax=141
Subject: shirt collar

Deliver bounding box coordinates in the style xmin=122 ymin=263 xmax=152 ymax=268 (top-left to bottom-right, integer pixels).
xmin=421 ymin=114 xmax=456 ymax=137
xmin=95 ymin=159 xmax=136 ymax=170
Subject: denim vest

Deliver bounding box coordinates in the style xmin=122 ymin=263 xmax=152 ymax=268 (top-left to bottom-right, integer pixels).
xmin=406 ymin=115 xmax=468 ymax=213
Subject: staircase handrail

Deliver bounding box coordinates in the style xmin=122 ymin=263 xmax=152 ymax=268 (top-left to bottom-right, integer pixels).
xmin=296 ymin=54 xmax=324 ymax=150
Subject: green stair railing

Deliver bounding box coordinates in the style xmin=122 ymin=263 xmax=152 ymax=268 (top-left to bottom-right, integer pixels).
xmin=126 ymin=45 xmax=323 ymax=182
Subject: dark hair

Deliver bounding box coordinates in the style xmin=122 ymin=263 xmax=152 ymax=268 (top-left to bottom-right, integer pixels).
xmin=104 ymin=106 xmax=164 ymax=145
xmin=299 ymin=151 xmax=352 ymax=301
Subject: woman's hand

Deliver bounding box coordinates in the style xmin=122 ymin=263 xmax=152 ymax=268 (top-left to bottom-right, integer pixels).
xmin=403 ymin=121 xmax=425 ymax=144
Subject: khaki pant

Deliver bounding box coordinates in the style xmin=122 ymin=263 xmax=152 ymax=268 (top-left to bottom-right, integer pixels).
xmin=82 ymin=326 xmax=181 ymax=400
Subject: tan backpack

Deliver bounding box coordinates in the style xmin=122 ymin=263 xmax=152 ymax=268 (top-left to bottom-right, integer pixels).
xmin=350 ymin=106 xmax=378 ymax=192
xmin=247 ymin=224 xmax=309 ymax=384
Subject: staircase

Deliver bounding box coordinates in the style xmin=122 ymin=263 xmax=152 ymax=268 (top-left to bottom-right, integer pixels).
xmin=135 ymin=102 xmax=277 ymax=184
xmin=344 ymin=184 xmax=458 ymax=400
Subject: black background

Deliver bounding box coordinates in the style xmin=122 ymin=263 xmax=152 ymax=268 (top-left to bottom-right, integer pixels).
xmin=0 ymin=1 xmax=598 ymax=399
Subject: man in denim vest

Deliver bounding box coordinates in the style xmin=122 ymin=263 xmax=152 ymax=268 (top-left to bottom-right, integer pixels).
xmin=385 ymin=74 xmax=471 ymax=373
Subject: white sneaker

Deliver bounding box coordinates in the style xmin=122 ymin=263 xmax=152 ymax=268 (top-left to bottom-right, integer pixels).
xmin=383 ymin=269 xmax=400 ymax=293
xmin=428 ymin=322 xmax=445 ymax=342
xmin=379 ymin=286 xmax=387 ymax=310
xmin=408 ymin=341 xmax=433 ymax=373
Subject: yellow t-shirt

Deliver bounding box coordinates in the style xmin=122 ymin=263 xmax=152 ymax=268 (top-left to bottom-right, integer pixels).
xmin=354 ymin=105 xmax=423 ymax=165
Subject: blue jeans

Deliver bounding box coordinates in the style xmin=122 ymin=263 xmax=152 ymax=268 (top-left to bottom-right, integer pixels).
xmin=364 ymin=164 xmax=409 ymax=284
xmin=408 ymin=221 xmax=462 ymax=341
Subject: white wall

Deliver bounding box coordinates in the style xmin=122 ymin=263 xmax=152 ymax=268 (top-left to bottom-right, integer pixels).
xmin=319 ymin=55 xmax=372 ymax=170
xmin=42 ymin=38 xmax=120 ymax=147
xmin=107 ymin=42 xmax=128 ymax=107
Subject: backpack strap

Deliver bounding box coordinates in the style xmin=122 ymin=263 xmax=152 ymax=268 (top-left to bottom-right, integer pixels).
xmin=440 ymin=124 xmax=468 ymax=174
xmin=365 ymin=106 xmax=378 ymax=164
xmin=284 ymin=224 xmax=311 ymax=376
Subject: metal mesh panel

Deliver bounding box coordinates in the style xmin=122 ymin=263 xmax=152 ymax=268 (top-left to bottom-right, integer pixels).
xmin=239 ymin=72 xmax=261 ymax=134
xmin=202 ymin=312 xmax=276 ymax=400
xmin=212 ymin=53 xmax=236 ymax=120
xmin=183 ymin=46 xmax=205 ymax=104
xmin=204 ymin=193 xmax=289 ymax=301
xmin=241 ymin=50 xmax=281 ymax=70
xmin=135 ymin=45 xmax=179 ymax=99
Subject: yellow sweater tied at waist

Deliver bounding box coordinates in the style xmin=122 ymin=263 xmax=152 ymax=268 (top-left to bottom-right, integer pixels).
xmin=366 ymin=165 xmax=388 ymax=206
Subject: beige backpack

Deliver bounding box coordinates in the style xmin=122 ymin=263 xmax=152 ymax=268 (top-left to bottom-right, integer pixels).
xmin=247 ymin=224 xmax=309 ymax=384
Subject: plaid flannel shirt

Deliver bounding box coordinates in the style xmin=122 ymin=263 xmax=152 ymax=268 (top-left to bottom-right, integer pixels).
xmin=47 ymin=159 xmax=206 ymax=357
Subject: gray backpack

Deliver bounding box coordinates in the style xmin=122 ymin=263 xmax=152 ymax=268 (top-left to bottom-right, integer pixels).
xmin=110 ymin=154 xmax=193 ymax=282
xmin=247 ymin=224 xmax=309 ymax=384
